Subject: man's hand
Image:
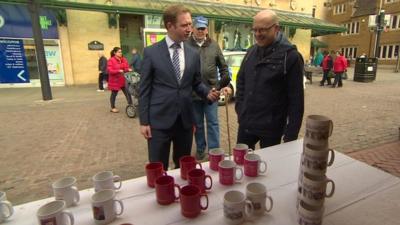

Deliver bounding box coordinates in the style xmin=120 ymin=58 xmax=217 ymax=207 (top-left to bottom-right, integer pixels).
xmin=140 ymin=125 xmax=152 ymax=139
xmin=207 ymin=88 xmax=220 ymax=102
xmin=221 ymin=87 xmax=233 ymax=97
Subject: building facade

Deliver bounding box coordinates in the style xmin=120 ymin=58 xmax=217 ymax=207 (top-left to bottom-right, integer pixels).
xmin=0 ymin=0 xmax=343 ymax=86
xmin=321 ymin=0 xmax=400 ymax=65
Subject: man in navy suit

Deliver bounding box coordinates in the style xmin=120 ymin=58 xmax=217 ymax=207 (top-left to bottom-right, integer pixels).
xmin=139 ymin=5 xmax=220 ymax=170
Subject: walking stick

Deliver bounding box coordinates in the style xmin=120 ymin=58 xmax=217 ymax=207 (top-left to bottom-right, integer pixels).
xmin=224 ymin=92 xmax=232 ymax=160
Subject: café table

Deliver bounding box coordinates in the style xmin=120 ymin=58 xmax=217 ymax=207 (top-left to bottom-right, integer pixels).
xmin=4 ymin=139 xmax=400 ymax=225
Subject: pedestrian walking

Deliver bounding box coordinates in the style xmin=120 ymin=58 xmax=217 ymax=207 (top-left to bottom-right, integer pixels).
xmin=97 ymin=52 xmax=108 ymax=92
xmin=107 ymin=47 xmax=133 ymax=113
xmin=128 ymin=48 xmax=142 ymax=74
xmin=332 ymin=51 xmax=348 ymax=88
xmin=320 ymin=50 xmax=333 ymax=86
xmin=186 ymin=15 xmax=230 ymax=160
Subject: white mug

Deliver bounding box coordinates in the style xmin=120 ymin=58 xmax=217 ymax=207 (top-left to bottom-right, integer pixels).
xmin=0 ymin=191 xmax=13 ymax=222
xmin=92 ymin=189 xmax=124 ymax=225
xmin=92 ymin=171 xmax=122 ymax=192
xmin=246 ymin=182 xmax=273 ymax=215
xmin=297 ymin=200 xmax=324 ymax=225
xmin=223 ymin=190 xmax=254 ymax=225
xmin=37 ymin=200 xmax=74 ymax=225
xmin=298 ymin=172 xmax=335 ymax=207
xmin=52 ymin=177 xmax=80 ymax=207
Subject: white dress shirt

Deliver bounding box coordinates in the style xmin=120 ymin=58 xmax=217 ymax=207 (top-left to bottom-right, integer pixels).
xmin=166 ymin=35 xmax=185 ymax=80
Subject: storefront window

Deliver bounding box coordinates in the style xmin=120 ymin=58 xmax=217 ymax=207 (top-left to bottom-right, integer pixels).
xmin=222 ymin=23 xmax=253 ymax=51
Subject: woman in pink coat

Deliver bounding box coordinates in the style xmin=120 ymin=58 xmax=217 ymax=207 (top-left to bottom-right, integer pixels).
xmin=332 ymin=51 xmax=348 ymax=88
xmin=107 ymin=47 xmax=133 ymax=113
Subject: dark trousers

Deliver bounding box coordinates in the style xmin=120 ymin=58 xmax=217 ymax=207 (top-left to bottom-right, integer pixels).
xmin=320 ymin=70 xmax=332 ymax=85
xmin=110 ymin=87 xmax=133 ymax=108
xmin=148 ymin=116 xmax=193 ymax=170
xmin=332 ymin=72 xmax=343 ymax=87
xmin=237 ymin=126 xmax=281 ymax=150
xmin=98 ymin=72 xmax=107 ymax=90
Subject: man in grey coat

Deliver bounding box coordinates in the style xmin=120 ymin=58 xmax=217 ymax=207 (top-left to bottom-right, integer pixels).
xmin=186 ymin=16 xmax=230 ymax=160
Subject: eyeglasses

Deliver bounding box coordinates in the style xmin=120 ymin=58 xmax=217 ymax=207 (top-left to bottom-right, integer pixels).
xmin=251 ymin=23 xmax=277 ymax=34
xmin=196 ymin=27 xmax=206 ymax=31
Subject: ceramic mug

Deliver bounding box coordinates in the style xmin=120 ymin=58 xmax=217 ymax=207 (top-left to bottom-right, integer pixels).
xmin=208 ymin=148 xmax=226 ymax=171
xmin=155 ymin=175 xmax=180 ymax=205
xmin=297 ymin=200 xmax=324 ymax=225
xmin=91 ymin=189 xmax=124 ymax=225
xmin=37 ymin=200 xmax=74 ymax=225
xmin=145 ymin=162 xmax=167 ymax=188
xmin=188 ymin=169 xmax=212 ymax=193
xmin=52 ymin=176 xmax=80 ymax=207
xmin=218 ymin=160 xmax=243 ymax=185
xmin=179 ymin=185 xmax=208 ymax=218
xmin=223 ymin=190 xmax=254 ymax=225
xmin=246 ymin=182 xmax=273 ymax=215
xmin=304 ymin=115 xmax=333 ymax=147
xmin=298 ymin=172 xmax=335 ymax=207
xmin=233 ymin=143 xmax=253 ymax=165
xmin=0 ymin=191 xmax=14 ymax=223
xmin=243 ymin=153 xmax=267 ymax=177
xmin=92 ymin=171 xmax=122 ymax=192
xmin=180 ymin=156 xmax=202 ymax=180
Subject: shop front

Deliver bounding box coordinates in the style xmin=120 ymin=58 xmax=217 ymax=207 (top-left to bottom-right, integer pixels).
xmin=0 ymin=4 xmax=64 ymax=87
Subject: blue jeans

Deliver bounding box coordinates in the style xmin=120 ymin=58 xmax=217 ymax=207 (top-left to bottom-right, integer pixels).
xmin=193 ymin=100 xmax=219 ymax=153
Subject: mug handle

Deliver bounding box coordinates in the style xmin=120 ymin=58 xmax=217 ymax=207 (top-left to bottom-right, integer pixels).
xmin=258 ymin=160 xmax=268 ymax=174
xmin=325 ymin=178 xmax=336 ymax=197
xmin=248 ymin=148 xmax=254 ymax=153
xmin=72 ymin=186 xmax=80 ymax=204
xmin=114 ymin=199 xmax=124 ymax=216
xmin=196 ymin=162 xmax=203 ymax=170
xmin=265 ymin=196 xmax=274 ymax=212
xmin=174 ymin=184 xmax=181 ymax=201
xmin=62 ymin=211 xmax=75 ymax=225
xmin=0 ymin=201 xmax=14 ymax=218
xmin=200 ymin=194 xmax=209 ymax=210
xmin=244 ymin=199 xmax=254 ymax=218
xmin=113 ymin=175 xmax=122 ymax=190
xmin=328 ymin=120 xmax=333 ymax=137
xmin=204 ymin=175 xmax=213 ymax=190
xmin=327 ymin=149 xmax=335 ymax=166
xmin=234 ymin=167 xmax=243 ymax=182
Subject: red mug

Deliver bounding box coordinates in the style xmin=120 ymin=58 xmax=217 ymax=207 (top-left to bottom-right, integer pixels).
xmin=218 ymin=160 xmax=243 ymax=185
xmin=180 ymin=156 xmax=202 ymax=180
xmin=145 ymin=162 xmax=167 ymax=188
xmin=188 ymin=169 xmax=213 ymax=193
xmin=244 ymin=153 xmax=267 ymax=177
xmin=180 ymin=185 xmax=208 ymax=218
xmin=155 ymin=175 xmax=180 ymax=205
xmin=233 ymin=144 xmax=253 ymax=165
xmin=208 ymin=148 xmax=225 ymax=171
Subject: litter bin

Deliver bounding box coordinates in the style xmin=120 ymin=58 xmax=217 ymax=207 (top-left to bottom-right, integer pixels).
xmin=353 ymin=57 xmax=377 ymax=82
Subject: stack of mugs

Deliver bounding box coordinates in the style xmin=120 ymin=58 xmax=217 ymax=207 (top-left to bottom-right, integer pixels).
xmin=297 ymin=115 xmax=336 ymax=225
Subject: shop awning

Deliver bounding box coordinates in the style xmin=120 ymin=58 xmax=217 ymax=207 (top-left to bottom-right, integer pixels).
xmin=5 ymin=0 xmax=346 ymax=36
xmin=311 ymin=38 xmax=328 ymax=48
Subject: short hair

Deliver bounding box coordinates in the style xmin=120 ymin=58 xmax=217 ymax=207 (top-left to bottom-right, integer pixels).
xmin=163 ymin=4 xmax=191 ymax=29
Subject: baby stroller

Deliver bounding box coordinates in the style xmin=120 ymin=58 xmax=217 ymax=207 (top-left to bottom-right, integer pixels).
xmin=124 ymin=71 xmax=140 ymax=118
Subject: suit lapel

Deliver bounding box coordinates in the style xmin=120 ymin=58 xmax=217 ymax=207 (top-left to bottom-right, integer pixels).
xmin=160 ymin=39 xmax=179 ymax=86
xmin=181 ymin=43 xmax=192 ymax=85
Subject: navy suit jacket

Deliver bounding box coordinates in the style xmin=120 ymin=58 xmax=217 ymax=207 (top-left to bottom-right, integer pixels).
xmin=139 ymin=39 xmax=210 ymax=130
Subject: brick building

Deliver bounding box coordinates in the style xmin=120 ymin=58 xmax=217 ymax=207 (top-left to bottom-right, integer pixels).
xmin=320 ymin=0 xmax=400 ymax=66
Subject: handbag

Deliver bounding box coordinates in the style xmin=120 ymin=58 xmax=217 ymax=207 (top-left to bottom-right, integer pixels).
xmin=342 ymin=72 xmax=348 ymax=80
xmin=327 ymin=71 xmax=335 ymax=78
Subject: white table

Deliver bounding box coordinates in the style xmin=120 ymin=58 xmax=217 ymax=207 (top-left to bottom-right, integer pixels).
xmin=4 ymin=140 xmax=400 ymax=225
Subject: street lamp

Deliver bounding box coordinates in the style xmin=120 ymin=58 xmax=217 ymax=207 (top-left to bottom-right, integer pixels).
xmin=374 ymin=9 xmax=385 ymax=58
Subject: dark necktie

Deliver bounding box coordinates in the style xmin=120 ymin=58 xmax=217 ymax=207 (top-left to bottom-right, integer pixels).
xmin=172 ymin=43 xmax=181 ymax=81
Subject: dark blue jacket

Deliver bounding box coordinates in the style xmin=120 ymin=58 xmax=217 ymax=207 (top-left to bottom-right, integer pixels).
xmin=235 ymin=32 xmax=304 ymax=142
xmin=139 ymin=39 xmax=210 ymax=130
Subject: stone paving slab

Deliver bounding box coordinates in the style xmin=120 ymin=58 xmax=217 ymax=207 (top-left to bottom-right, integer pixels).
xmin=1 ymin=68 xmax=400 ymax=205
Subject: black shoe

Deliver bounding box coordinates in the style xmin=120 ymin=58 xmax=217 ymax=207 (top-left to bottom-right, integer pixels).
xmin=338 ymin=85 xmax=343 ymax=88
xmin=319 ymin=83 xmax=324 ymax=86
xmin=331 ymin=85 xmax=336 ymax=88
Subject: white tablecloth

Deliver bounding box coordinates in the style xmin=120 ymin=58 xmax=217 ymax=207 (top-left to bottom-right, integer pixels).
xmin=4 ymin=140 xmax=400 ymax=225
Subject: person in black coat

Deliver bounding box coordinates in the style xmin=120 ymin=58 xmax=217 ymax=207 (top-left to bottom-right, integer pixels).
xmin=234 ymin=10 xmax=304 ymax=150
xmin=97 ymin=52 xmax=108 ymax=91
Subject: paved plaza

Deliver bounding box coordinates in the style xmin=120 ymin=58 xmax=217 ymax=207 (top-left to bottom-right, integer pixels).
xmin=1 ymin=67 xmax=399 ymax=205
